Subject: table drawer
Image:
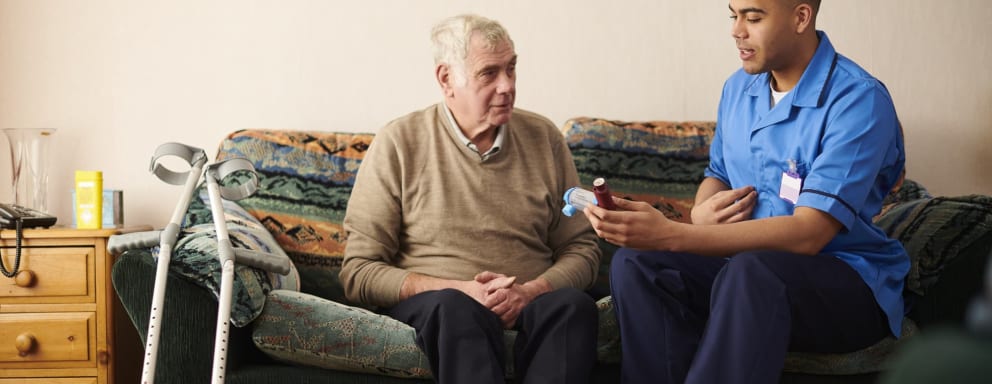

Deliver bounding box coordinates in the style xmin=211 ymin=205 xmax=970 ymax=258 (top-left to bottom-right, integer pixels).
xmin=1 ymin=247 xmax=92 ymax=301
xmin=0 ymin=312 xmax=93 ymax=363
xmin=0 ymin=379 xmax=96 ymax=384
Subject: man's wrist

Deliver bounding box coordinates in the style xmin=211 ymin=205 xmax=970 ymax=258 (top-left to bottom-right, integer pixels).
xmin=522 ymin=277 xmax=552 ymax=296
xmin=398 ymin=273 xmax=419 ymax=301
xmin=401 ymin=273 xmax=479 ymax=301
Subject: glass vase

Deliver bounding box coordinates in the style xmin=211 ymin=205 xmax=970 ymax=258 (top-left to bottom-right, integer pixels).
xmin=4 ymin=128 xmax=56 ymax=213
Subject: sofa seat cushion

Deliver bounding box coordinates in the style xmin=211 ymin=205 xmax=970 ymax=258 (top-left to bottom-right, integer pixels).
xmin=783 ymin=318 xmax=919 ymax=375
xmin=168 ymin=188 xmax=299 ymax=327
xmin=252 ymin=290 xmax=620 ymax=379
xmin=215 ymin=129 xmax=375 ymax=304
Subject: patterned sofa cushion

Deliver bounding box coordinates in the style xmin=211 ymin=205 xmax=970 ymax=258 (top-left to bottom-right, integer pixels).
xmin=169 ymin=188 xmax=300 ymax=327
xmin=251 ymin=290 xmax=621 ymax=379
xmin=214 ymin=129 xmax=374 ymax=305
xmin=253 ymin=290 xmax=432 ymax=378
xmin=562 ymin=118 xmax=716 ymax=298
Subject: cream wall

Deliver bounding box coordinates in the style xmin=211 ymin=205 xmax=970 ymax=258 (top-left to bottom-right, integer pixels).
xmin=1 ymin=0 xmax=989 ymax=228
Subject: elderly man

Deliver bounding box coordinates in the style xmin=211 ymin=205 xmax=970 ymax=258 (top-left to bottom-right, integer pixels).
xmin=340 ymin=14 xmax=600 ymax=384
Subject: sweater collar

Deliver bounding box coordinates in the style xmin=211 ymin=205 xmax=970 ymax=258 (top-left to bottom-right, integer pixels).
xmin=441 ymin=101 xmax=505 ymax=159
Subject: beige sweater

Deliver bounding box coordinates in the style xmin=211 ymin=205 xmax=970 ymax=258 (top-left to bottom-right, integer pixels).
xmin=340 ymin=103 xmax=600 ymax=308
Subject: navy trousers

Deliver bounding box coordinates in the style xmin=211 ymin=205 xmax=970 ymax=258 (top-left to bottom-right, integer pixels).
xmin=610 ymin=249 xmax=891 ymax=384
xmin=387 ymin=287 xmax=597 ymax=384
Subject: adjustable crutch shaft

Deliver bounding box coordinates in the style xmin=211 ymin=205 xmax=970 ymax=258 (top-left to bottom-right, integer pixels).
xmin=203 ymin=158 xmax=259 ymax=384
xmin=141 ymin=143 xmax=208 ymax=384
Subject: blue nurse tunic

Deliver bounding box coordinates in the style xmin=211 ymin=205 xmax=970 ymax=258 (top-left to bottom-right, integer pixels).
xmin=706 ymin=31 xmax=909 ymax=337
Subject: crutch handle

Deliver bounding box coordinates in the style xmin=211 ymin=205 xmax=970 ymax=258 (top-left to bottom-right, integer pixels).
xmin=107 ymin=230 xmax=162 ymax=256
xmin=233 ymin=249 xmax=291 ymax=275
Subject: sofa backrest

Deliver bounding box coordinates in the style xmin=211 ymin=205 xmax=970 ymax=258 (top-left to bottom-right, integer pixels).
xmin=562 ymin=118 xmax=716 ymax=222
xmin=562 ymin=118 xmax=717 ymax=297
xmin=213 ymin=122 xmax=719 ymax=303
xmin=216 ymin=129 xmax=374 ymax=303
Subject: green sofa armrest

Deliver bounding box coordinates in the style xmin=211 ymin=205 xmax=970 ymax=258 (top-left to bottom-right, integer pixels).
xmin=112 ymin=249 xmax=435 ymax=384
xmin=111 ymin=249 xmax=269 ymax=383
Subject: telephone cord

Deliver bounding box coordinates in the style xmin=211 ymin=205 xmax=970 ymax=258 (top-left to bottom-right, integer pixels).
xmin=0 ymin=219 xmax=24 ymax=278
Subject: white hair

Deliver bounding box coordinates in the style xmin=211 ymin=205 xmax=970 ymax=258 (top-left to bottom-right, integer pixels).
xmin=431 ymin=14 xmax=514 ymax=85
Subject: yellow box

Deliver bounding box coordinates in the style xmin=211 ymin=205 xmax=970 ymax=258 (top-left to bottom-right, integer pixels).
xmin=74 ymin=170 xmax=103 ymax=229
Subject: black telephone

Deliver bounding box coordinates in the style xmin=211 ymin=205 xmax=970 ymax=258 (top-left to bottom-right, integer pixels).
xmin=0 ymin=203 xmax=57 ymax=278
xmin=0 ymin=203 xmax=57 ymax=229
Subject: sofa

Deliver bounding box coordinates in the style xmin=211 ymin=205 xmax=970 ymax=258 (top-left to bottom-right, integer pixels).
xmin=112 ymin=118 xmax=992 ymax=383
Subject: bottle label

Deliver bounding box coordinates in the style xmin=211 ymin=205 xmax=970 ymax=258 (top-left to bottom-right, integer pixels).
xmin=75 ymin=171 xmax=103 ymax=229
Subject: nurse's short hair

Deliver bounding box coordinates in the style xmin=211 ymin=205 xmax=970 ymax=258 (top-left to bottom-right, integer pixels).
xmin=791 ymin=0 xmax=821 ymax=14
xmin=431 ymin=14 xmax=514 ymax=86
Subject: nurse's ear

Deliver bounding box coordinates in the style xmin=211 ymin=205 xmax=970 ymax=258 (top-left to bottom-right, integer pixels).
xmin=794 ymin=3 xmax=815 ymax=34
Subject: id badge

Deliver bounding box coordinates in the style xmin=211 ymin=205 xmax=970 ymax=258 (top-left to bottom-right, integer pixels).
xmin=779 ymin=158 xmax=803 ymax=204
xmin=779 ymin=171 xmax=802 ymax=204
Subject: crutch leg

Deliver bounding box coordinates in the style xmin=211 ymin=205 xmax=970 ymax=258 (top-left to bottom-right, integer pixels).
xmin=141 ymin=143 xmax=208 ymax=384
xmin=203 ymin=158 xmax=259 ymax=384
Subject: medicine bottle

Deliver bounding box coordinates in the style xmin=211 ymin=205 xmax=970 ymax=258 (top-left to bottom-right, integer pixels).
xmin=75 ymin=170 xmax=103 ymax=229
xmin=592 ymin=177 xmax=618 ymax=210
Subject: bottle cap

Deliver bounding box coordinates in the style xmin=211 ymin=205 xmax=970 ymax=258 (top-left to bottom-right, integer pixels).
xmin=75 ymin=170 xmax=103 ymax=180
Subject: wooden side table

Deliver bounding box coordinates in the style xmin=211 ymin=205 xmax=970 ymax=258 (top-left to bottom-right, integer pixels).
xmin=0 ymin=227 xmax=148 ymax=384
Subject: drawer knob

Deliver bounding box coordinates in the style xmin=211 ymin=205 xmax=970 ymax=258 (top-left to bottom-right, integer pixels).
xmin=15 ymin=333 xmax=36 ymax=357
xmin=14 ymin=270 xmax=36 ymax=287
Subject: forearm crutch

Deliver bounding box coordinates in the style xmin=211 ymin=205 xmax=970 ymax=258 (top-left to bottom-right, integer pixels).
xmin=143 ymin=143 xmax=209 ymax=384
xmin=111 ymin=145 xmax=290 ymax=384
xmin=201 ymin=158 xmax=290 ymax=384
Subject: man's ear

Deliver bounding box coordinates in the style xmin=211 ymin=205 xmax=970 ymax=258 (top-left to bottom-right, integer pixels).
xmin=795 ymin=3 xmax=814 ymax=34
xmin=436 ymin=64 xmax=454 ymax=97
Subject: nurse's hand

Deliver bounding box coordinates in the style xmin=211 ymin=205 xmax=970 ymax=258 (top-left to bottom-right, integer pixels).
xmin=584 ymin=197 xmax=673 ymax=249
xmin=690 ymin=186 xmax=757 ymax=225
